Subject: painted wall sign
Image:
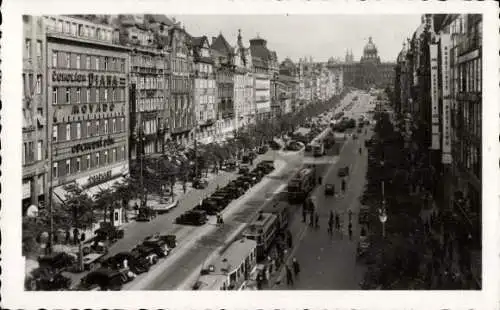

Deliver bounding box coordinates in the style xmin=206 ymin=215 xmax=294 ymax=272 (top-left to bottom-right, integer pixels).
xmin=51 ymin=71 xmax=126 ymax=87
xmin=429 ymin=44 xmax=440 ymax=150
xmin=87 ymin=170 xmax=113 ymax=187
xmin=71 ymin=136 xmax=115 ymax=153
xmin=52 ymin=72 xmax=87 ymax=83
xmin=440 ymin=34 xmax=452 ymax=164
xmin=71 ymin=103 xmax=115 ymax=115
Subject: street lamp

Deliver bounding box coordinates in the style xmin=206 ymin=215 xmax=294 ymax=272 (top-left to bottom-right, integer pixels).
xmin=136 ymin=128 xmax=146 ymax=206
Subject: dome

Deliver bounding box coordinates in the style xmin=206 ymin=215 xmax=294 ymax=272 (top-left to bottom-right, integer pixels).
xmin=363 ymin=36 xmax=377 ymax=53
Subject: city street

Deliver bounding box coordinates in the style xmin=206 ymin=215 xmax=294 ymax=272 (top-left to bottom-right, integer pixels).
xmin=272 ymin=91 xmax=375 ymax=289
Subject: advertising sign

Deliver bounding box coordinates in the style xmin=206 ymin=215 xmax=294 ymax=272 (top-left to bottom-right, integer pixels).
xmin=440 ymin=34 xmax=452 ymax=164
xmin=430 ymin=44 xmax=440 ymax=150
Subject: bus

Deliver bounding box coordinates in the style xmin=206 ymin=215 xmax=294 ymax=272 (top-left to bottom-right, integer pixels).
xmin=243 ymin=213 xmax=278 ymax=261
xmin=311 ymin=140 xmax=325 ymax=157
xmin=287 ymin=167 xmax=316 ymax=203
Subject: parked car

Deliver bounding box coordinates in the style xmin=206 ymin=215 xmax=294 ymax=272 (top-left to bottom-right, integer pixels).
xmin=79 ymin=268 xmax=128 ymax=291
xmin=102 ymin=251 xmax=150 ymax=275
xmin=192 ymin=178 xmax=208 ymax=189
xmin=37 ymin=252 xmax=76 ymax=271
xmin=131 ymin=245 xmax=160 ymax=266
xmin=141 ymin=237 xmax=171 ymax=257
xmin=144 ymin=234 xmax=177 ymax=249
xmin=194 ymin=198 xmax=222 ymax=215
xmin=338 ymin=166 xmax=350 ymax=177
xmin=25 ymin=268 xmax=71 ymax=291
xmin=94 ymin=222 xmax=125 ymax=242
xmin=175 ymin=210 xmax=208 ymax=226
xmin=234 ymin=177 xmax=251 ymax=190
xmin=324 ymin=183 xmax=335 ymax=196
xmin=238 ymin=166 xmax=250 ymax=175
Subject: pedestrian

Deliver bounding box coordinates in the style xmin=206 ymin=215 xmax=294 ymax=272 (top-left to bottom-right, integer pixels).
xmin=315 ymin=212 xmax=320 ymax=229
xmin=287 ymin=230 xmax=293 ymax=248
xmin=348 ymin=222 xmax=353 ymax=240
xmin=285 ymin=265 xmax=294 ymax=287
xmin=183 ymin=182 xmax=187 ymax=194
xmin=65 ymin=228 xmax=70 ymax=244
xmin=309 ymin=210 xmax=314 ymax=227
xmin=302 ymin=209 xmax=307 ymax=223
xmin=348 ymin=209 xmax=353 ymax=223
xmin=341 ymin=179 xmax=346 ymax=194
xmin=292 ymin=257 xmax=300 ymax=277
xmin=335 ymin=213 xmax=340 ymax=231
xmin=328 ymin=213 xmax=334 ymax=236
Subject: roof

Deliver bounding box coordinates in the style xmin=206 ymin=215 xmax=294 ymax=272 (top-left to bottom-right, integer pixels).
xmin=191 ymin=36 xmax=206 ymax=48
xmin=197 ymin=238 xmax=257 ymax=290
xmin=363 ymin=37 xmax=377 ymax=53
xmin=211 ymin=33 xmax=234 ymax=54
xmin=145 ymin=14 xmax=174 ymax=26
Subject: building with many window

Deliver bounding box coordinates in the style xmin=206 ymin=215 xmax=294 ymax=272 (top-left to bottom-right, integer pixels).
xmin=249 ymin=36 xmax=272 ymax=121
xmin=168 ymin=24 xmax=195 ymax=145
xmin=22 ymin=16 xmax=47 ymax=214
xmin=191 ymin=35 xmax=217 ymax=144
xmin=211 ymin=33 xmax=236 ymax=141
xmin=43 ymin=15 xmax=130 ymax=204
xmin=117 ymin=15 xmax=172 ymax=159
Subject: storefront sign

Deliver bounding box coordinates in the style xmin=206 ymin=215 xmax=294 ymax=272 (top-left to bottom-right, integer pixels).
xmin=52 ymin=71 xmax=126 ymax=87
xmin=87 ymin=170 xmax=113 ymax=187
xmin=71 ymin=136 xmax=115 ymax=153
xmin=429 ymin=44 xmax=440 ymax=150
xmin=23 ymin=180 xmax=32 ymax=200
xmin=440 ymin=34 xmax=452 ymax=164
xmin=71 ymin=103 xmax=115 ymax=115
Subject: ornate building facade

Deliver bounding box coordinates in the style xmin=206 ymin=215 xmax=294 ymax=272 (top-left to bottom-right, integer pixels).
xmin=335 ymin=37 xmax=395 ymax=90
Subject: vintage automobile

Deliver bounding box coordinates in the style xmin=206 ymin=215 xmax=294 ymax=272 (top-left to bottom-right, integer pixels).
xmin=238 ymin=165 xmax=250 ymax=175
xmin=95 ymin=222 xmax=125 ymax=242
xmin=131 ymin=245 xmax=160 ymax=266
xmin=102 ymin=252 xmax=150 ymax=275
xmin=25 ymin=267 xmax=71 ymax=291
xmin=37 ymin=252 xmax=76 ymax=272
xmin=79 ymin=268 xmax=129 ymax=291
xmin=175 ymin=210 xmax=208 ymax=226
xmin=337 ymin=166 xmax=350 ymax=178
xmin=358 ymin=205 xmax=371 ymax=225
xmin=194 ymin=198 xmax=223 ymax=215
xmin=192 ymin=178 xmax=208 ymax=189
xmin=234 ymin=177 xmax=251 ymax=190
xmin=324 ymin=183 xmax=335 ymax=196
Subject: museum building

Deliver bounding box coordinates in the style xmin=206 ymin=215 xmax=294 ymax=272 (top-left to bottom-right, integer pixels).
xmin=43 ymin=15 xmax=131 ymax=206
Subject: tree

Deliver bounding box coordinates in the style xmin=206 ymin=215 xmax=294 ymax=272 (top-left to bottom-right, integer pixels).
xmin=62 ymin=183 xmax=94 ymax=230
xmin=93 ymin=187 xmax=115 ymax=224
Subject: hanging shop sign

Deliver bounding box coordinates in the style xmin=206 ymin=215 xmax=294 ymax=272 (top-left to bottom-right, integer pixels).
xmin=71 ymin=136 xmax=115 ymax=154
xmin=440 ymin=34 xmax=452 ymax=164
xmin=71 ymin=103 xmax=115 ymax=115
xmin=429 ymin=44 xmax=440 ymax=150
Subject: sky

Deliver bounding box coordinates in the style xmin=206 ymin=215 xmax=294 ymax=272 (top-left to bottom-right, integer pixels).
xmin=172 ymin=15 xmax=422 ymax=63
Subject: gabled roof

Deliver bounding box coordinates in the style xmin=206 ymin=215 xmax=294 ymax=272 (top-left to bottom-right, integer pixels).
xmin=145 ymin=14 xmax=174 ymax=26
xmin=211 ymin=33 xmax=234 ymax=54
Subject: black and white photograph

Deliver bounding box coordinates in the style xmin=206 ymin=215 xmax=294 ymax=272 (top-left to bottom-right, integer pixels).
xmin=2 ymin=0 xmax=499 ymax=309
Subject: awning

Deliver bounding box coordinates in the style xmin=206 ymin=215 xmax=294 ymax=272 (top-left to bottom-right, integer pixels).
xmin=53 ymin=176 xmax=127 ymax=203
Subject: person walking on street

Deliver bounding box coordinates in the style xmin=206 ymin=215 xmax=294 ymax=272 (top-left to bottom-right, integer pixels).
xmin=348 ymin=209 xmax=353 ymax=223
xmin=292 ymin=257 xmax=300 ymax=278
xmin=286 ymin=265 xmax=294 ymax=287
xmin=302 ymin=208 xmax=307 ymax=223
xmin=328 ymin=211 xmax=334 ymax=236
xmin=341 ymin=179 xmax=346 ymax=194
xmin=309 ymin=210 xmax=314 ymax=227
xmin=315 ymin=212 xmax=320 ymax=230
xmin=348 ymin=222 xmax=353 ymax=240
xmin=335 ymin=213 xmax=340 ymax=232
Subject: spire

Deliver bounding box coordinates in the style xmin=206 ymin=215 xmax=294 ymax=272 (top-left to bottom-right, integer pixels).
xmin=368 ymin=36 xmax=373 ymax=43
xmin=237 ymin=28 xmax=243 ymax=48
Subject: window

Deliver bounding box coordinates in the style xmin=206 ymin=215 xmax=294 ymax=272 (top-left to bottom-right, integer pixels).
xmin=112 ymin=58 xmax=116 ymax=71
xmin=104 ymin=88 xmax=108 ymax=102
xmin=66 ymin=124 xmax=71 ymax=140
xmin=121 ymin=59 xmax=125 ymax=72
xmin=96 ymin=89 xmax=100 ymax=102
xmin=113 ymin=88 xmax=117 ymax=101
xmin=76 ymin=122 xmax=81 ymax=139
xmin=86 ymin=88 xmax=91 ymax=103
xmin=53 ymin=162 xmax=58 ymax=178
xmin=36 ymin=40 xmax=42 ymax=59
xmin=52 ymin=125 xmax=58 ymax=142
xmin=76 ymin=55 xmax=81 ymax=69
xmin=37 ymin=141 xmax=42 ymax=161
xmin=112 ymin=119 xmax=117 ymax=132
xmin=52 ymin=51 xmax=58 ymax=67
xmin=78 ymin=24 xmax=83 ymax=36
xmin=76 ymin=158 xmax=81 ymax=172
xmin=87 ymin=121 xmax=91 ymax=137
xmin=36 ymin=75 xmax=42 ymax=94
xmin=66 ymin=53 xmax=71 ymax=69
xmin=25 ymin=39 xmax=31 ymax=58
xmin=96 ymin=152 xmax=100 ymax=166
xmin=66 ymin=159 xmax=71 ymax=175
xmin=86 ymin=55 xmax=91 ymax=69
xmin=112 ymin=149 xmax=117 ymax=162
xmin=104 ymin=150 xmax=108 ymax=164
xmin=120 ymin=118 xmax=125 ymax=131
xmin=104 ymin=57 xmax=109 ymax=70
xmin=96 ymin=57 xmax=100 ymax=70
xmin=104 ymin=119 xmax=108 ymax=134
xmin=95 ymin=120 xmax=100 ymax=135
xmin=86 ymin=154 xmax=90 ymax=170
xmin=65 ymin=88 xmax=70 ymax=104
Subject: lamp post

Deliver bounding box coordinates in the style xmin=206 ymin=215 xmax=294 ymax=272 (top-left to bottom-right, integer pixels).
xmin=137 ymin=129 xmax=146 ymax=206
xmin=45 ymin=108 xmax=58 ymax=254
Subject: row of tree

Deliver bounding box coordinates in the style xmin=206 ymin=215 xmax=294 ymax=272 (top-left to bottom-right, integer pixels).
xmin=23 ymin=92 xmax=347 ymax=257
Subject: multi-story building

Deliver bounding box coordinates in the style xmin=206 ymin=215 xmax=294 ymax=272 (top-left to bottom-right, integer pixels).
xmin=211 ymin=33 xmax=235 ymax=141
xmin=279 ymin=58 xmax=299 ymax=113
xmin=249 ymin=36 xmax=271 ymax=121
xmin=117 ymin=15 xmax=171 ymax=159
xmin=269 ymin=51 xmax=280 ymax=119
xmin=233 ymin=31 xmax=247 ymax=130
xmin=235 ymin=32 xmax=255 ymax=128
xmin=22 ymin=16 xmax=47 ymax=214
xmin=169 ymin=24 xmax=195 ymax=145
xmin=191 ymin=35 xmax=217 ymax=144
xmin=43 ymin=16 xmax=130 ymax=208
